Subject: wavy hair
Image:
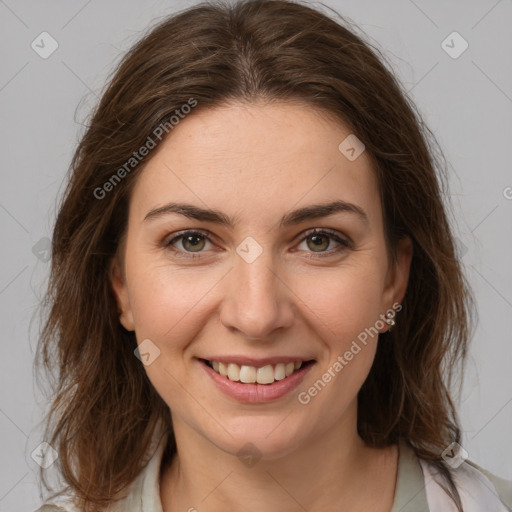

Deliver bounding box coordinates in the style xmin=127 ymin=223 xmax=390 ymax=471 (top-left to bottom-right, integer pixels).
xmin=35 ymin=0 xmax=476 ymax=510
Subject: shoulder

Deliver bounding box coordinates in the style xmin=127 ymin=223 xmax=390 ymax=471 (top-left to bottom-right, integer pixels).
xmin=468 ymin=461 xmax=512 ymax=511
xmin=419 ymin=457 xmax=512 ymax=511
xmin=33 ymin=422 xmax=170 ymax=512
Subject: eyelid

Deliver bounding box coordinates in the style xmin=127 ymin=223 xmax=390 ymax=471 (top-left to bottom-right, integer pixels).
xmin=295 ymin=227 xmax=352 ymax=246
xmin=163 ymin=229 xmax=215 ymax=254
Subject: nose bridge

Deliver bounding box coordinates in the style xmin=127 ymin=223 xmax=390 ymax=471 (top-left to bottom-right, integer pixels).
xmin=221 ymin=237 xmax=294 ymax=339
xmin=236 ymin=250 xmax=276 ymax=302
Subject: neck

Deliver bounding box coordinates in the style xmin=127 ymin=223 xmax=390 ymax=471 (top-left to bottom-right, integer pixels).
xmin=160 ymin=403 xmax=398 ymax=512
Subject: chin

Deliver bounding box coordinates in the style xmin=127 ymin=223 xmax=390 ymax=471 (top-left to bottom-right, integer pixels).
xmin=204 ymin=415 xmax=310 ymax=462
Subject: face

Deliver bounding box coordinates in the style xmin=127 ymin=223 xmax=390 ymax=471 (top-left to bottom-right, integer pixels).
xmin=110 ymin=100 xmax=412 ymax=460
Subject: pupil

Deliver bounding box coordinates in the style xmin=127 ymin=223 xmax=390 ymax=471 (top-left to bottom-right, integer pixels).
xmin=184 ymin=235 xmax=204 ymax=251
xmin=310 ymin=234 xmax=327 ymax=251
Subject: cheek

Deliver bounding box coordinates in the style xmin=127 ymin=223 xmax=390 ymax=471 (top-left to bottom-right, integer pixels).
xmin=294 ymin=271 xmax=382 ymax=419
xmin=294 ymin=264 xmax=385 ymax=347
xmin=127 ymin=256 xmax=217 ymax=340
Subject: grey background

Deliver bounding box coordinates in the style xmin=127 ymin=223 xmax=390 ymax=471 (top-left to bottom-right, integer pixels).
xmin=1 ymin=0 xmax=511 ymax=510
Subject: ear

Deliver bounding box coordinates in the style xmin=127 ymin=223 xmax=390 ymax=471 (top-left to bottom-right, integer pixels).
xmin=109 ymin=257 xmax=135 ymax=332
xmin=380 ymin=236 xmax=413 ymax=331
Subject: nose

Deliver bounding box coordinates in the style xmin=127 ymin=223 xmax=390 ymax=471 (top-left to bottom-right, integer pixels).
xmin=219 ymin=248 xmax=295 ymax=342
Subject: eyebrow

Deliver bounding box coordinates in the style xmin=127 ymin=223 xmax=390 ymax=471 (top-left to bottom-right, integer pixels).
xmin=143 ymin=200 xmax=369 ymax=229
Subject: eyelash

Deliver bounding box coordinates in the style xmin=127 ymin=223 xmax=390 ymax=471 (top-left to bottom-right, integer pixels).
xmin=163 ymin=228 xmax=352 ymax=260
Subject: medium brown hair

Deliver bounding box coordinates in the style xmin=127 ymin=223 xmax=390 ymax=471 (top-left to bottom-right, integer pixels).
xmin=35 ymin=0 xmax=476 ymax=510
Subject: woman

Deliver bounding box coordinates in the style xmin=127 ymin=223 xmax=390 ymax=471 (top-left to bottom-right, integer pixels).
xmin=34 ymin=0 xmax=511 ymax=511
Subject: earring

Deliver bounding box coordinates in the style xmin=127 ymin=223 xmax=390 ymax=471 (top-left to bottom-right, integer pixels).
xmin=385 ymin=311 xmax=396 ymax=328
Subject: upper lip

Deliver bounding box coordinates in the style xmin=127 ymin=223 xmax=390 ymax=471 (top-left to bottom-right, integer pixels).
xmin=199 ymin=356 xmax=315 ymax=366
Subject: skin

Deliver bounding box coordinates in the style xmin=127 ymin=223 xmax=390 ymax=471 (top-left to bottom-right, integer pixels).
xmin=110 ymin=100 xmax=413 ymax=512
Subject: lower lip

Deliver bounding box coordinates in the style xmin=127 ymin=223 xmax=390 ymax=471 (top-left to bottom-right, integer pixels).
xmin=198 ymin=359 xmax=315 ymax=403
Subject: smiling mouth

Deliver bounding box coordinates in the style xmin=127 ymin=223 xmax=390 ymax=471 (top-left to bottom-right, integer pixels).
xmin=200 ymin=359 xmax=315 ymax=385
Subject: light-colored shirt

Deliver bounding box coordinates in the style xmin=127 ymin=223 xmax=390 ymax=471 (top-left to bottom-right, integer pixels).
xmin=36 ymin=426 xmax=512 ymax=512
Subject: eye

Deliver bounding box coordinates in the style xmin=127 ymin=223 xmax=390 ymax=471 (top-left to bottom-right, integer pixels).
xmin=164 ymin=230 xmax=214 ymax=258
xmin=295 ymin=228 xmax=352 ymax=258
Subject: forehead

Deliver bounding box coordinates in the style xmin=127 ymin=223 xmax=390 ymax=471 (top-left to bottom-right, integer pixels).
xmin=129 ymin=101 xmax=381 ymax=229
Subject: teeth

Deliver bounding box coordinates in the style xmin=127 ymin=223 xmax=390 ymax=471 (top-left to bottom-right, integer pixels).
xmin=218 ymin=362 xmax=228 ymax=377
xmin=256 ymin=365 xmax=274 ymax=384
xmin=274 ymin=363 xmax=286 ymax=380
xmin=227 ymin=363 xmax=240 ymax=381
xmin=207 ymin=360 xmax=306 ymax=384
xmin=240 ymin=365 xmax=257 ymax=383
